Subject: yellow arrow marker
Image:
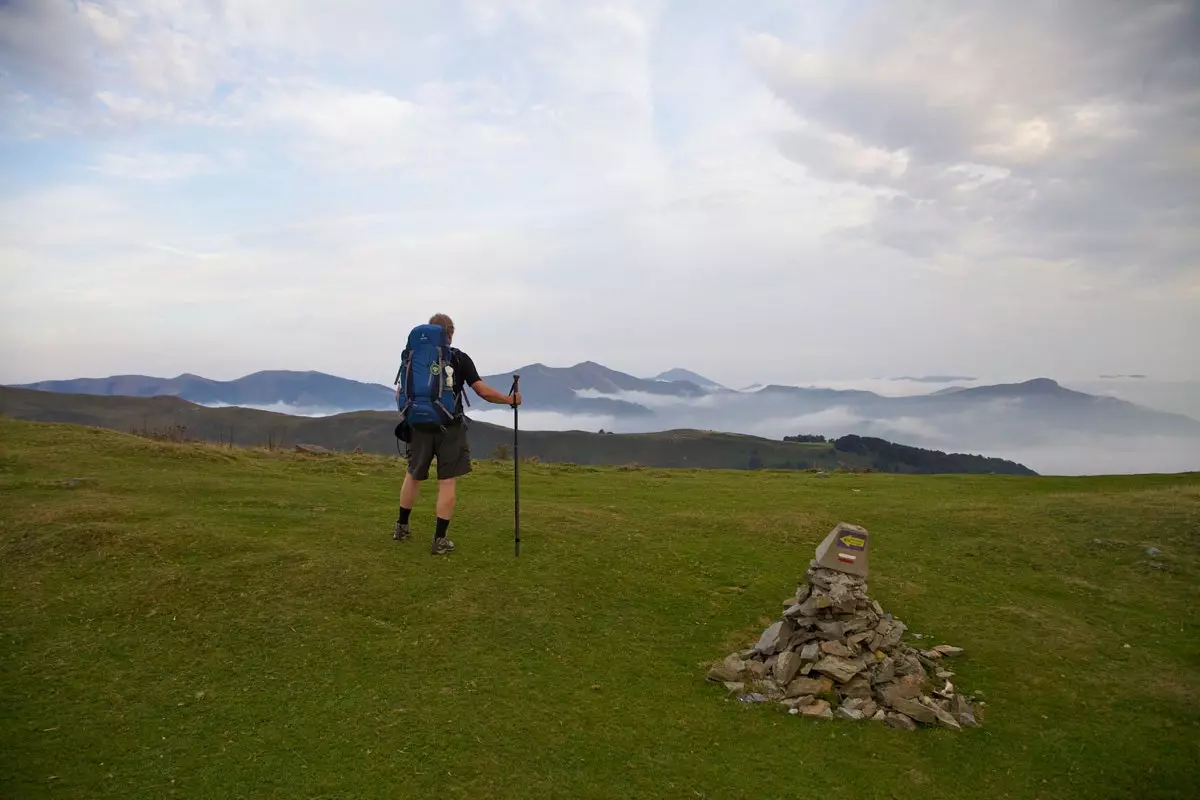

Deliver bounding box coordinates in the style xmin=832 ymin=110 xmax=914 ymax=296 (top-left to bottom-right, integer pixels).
xmin=839 ymin=535 xmax=865 ymax=549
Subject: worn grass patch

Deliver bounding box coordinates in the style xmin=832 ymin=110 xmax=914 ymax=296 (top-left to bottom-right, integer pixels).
xmin=1 ymin=418 xmax=1198 ymax=800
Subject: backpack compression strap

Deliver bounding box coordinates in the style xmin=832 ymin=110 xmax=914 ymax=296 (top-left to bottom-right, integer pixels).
xmin=431 ymin=345 xmax=455 ymax=422
xmin=396 ymin=348 xmax=415 ymax=418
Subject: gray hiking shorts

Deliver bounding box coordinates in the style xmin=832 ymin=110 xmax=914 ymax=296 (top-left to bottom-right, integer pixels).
xmin=406 ymin=420 xmax=472 ymax=481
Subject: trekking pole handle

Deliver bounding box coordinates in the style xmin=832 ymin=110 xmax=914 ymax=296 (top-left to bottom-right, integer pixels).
xmin=509 ymin=374 xmax=520 ymax=407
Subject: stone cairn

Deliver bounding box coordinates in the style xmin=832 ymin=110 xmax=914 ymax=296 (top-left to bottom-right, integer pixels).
xmin=706 ymin=523 xmax=983 ymax=731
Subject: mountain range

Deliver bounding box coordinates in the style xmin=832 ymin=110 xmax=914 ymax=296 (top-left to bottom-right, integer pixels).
xmin=11 ymin=362 xmax=1200 ymax=462
xmin=13 ymin=370 xmax=395 ymax=414
xmin=0 ymin=385 xmax=1037 ymax=475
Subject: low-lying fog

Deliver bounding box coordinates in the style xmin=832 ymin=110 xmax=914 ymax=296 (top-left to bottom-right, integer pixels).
xmin=206 ymin=376 xmax=1200 ymax=476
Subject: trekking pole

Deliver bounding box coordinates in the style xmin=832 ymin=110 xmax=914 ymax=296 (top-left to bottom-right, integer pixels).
xmin=510 ymin=375 xmax=521 ymax=557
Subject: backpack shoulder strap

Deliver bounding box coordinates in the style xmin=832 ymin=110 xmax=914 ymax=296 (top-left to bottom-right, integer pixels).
xmin=447 ymin=347 xmax=471 ymax=411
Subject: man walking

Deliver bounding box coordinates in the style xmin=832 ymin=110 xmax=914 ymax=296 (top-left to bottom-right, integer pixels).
xmin=393 ymin=313 xmax=521 ymax=554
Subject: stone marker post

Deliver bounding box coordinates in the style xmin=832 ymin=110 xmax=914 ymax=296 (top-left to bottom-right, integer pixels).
xmin=705 ymin=518 xmax=984 ymax=731
xmin=813 ymin=522 xmax=870 ymax=577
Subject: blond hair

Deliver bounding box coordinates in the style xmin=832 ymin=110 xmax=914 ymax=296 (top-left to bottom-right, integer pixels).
xmin=429 ymin=313 xmax=454 ymax=336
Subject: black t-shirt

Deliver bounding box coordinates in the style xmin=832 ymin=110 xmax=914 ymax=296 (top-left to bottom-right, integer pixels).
xmin=449 ymin=348 xmax=482 ymax=414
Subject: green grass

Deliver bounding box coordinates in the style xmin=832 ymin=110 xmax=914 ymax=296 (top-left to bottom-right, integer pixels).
xmin=1 ymin=417 xmax=1198 ymax=799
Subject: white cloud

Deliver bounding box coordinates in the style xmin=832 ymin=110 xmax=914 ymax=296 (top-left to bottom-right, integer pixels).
xmin=237 ymin=79 xmax=536 ymax=175
xmin=91 ymin=150 xmax=230 ymax=181
xmin=473 ymin=394 xmax=1200 ymax=475
xmin=745 ymin=0 xmax=1200 ymax=292
xmin=573 ymin=388 xmax=721 ymax=410
xmin=252 ymin=82 xmax=433 ymax=168
xmin=1064 ymin=379 xmax=1200 ymax=421
xmin=987 ymin=436 xmax=1200 ymax=476
xmin=0 ymin=0 xmax=1197 ymax=399
xmin=750 ymin=406 xmax=865 ymax=438
xmin=199 ymin=401 xmax=342 ymax=417
xmin=774 ymin=378 xmax=974 ymax=396
xmin=469 ymin=408 xmax=616 ymax=433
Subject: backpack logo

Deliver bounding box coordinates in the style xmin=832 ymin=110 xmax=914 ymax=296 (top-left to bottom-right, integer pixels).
xmin=430 ymin=363 xmax=441 ymax=375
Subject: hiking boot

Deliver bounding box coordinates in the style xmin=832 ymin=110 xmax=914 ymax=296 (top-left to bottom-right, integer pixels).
xmin=393 ymin=522 xmax=411 ymax=541
xmin=430 ymin=535 xmax=455 ymax=555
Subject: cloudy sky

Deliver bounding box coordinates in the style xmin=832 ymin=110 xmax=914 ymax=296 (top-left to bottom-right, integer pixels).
xmin=2 ymin=0 xmax=1197 ymax=389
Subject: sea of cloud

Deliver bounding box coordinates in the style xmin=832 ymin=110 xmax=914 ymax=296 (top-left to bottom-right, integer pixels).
xmin=201 ymin=374 xmax=1200 ymax=476
xmin=199 ymin=401 xmax=349 ymax=417
xmin=753 ymin=375 xmax=1200 ymax=417
xmin=467 ymin=383 xmax=1200 ymax=476
xmin=1062 ymin=378 xmax=1200 ymax=421
xmin=760 ymin=377 xmax=988 ymax=397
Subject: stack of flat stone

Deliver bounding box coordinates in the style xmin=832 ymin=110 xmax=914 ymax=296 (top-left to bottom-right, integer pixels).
xmin=707 ymin=561 xmax=983 ymax=731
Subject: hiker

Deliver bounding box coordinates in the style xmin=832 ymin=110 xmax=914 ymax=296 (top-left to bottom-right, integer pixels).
xmin=393 ymin=313 xmax=521 ymax=554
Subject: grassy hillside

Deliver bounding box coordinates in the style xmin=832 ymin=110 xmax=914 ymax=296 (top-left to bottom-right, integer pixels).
xmin=0 ymin=386 xmax=1035 ymax=474
xmin=1 ymin=418 xmax=1197 ymax=799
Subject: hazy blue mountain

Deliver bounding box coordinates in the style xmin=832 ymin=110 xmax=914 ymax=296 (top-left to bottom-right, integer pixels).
xmin=891 ymin=378 xmax=1200 ymax=437
xmin=1067 ymin=377 xmax=1200 ymax=421
xmin=476 ymin=361 xmax=706 ymax=418
xmin=650 ymin=368 xmax=727 ymax=391
xmin=12 ymin=370 xmax=396 ymax=413
xmin=0 ymin=385 xmax=1038 ymax=475
xmin=12 ymin=366 xmax=1200 ymax=457
xmin=482 ymin=368 xmax=1200 ymax=452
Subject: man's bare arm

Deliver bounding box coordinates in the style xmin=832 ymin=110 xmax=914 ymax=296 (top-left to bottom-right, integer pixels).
xmin=471 ymin=380 xmax=521 ymax=406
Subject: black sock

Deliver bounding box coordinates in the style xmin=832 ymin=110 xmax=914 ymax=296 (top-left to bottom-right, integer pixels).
xmin=435 ymin=517 xmax=450 ymax=538
xmin=398 ymin=506 xmax=412 ymax=525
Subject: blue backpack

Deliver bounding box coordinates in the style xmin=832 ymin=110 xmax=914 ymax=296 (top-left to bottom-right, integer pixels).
xmin=394 ymin=323 xmax=463 ymax=430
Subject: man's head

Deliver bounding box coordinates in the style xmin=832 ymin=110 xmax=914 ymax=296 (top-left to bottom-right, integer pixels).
xmin=429 ymin=313 xmax=454 ymax=342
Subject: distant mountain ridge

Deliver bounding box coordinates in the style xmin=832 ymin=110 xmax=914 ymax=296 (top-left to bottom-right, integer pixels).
xmin=11 ymin=364 xmax=1200 ymax=458
xmin=0 ymin=386 xmax=1037 ymax=475
xmin=650 ymin=368 xmax=727 ymax=391
xmin=12 ymin=370 xmax=397 ymax=413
